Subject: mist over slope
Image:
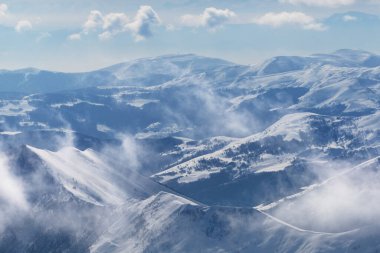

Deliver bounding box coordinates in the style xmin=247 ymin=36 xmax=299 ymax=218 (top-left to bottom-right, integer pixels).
xmin=1 ymin=49 xmax=380 ymax=252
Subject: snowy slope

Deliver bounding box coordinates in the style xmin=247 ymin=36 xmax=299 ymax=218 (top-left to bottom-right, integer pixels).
xmin=152 ymin=112 xmax=361 ymax=206
xmin=1 ymin=50 xmax=380 ymax=252
xmin=255 ymin=49 xmax=380 ymax=76
xmin=27 ymin=145 xmax=164 ymax=206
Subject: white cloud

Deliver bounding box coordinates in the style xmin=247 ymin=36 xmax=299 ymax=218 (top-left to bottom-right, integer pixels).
xmin=271 ymin=159 xmax=380 ymax=232
xmin=0 ymin=3 xmax=7 ymax=18
xmin=68 ymin=33 xmax=81 ymax=41
xmin=103 ymin=13 xmax=129 ymax=31
xmin=98 ymin=12 xmax=129 ymax=40
xmin=255 ymin=12 xmax=326 ymax=31
xmin=78 ymin=6 xmax=160 ymax=41
xmin=83 ymin=10 xmax=103 ymax=34
xmin=280 ymin=0 xmax=356 ymax=7
xmin=181 ymin=7 xmax=236 ymax=30
xmin=127 ymin=5 xmax=161 ymax=41
xmin=15 ymin=19 xmax=32 ymax=32
xmin=0 ymin=152 xmax=29 ymax=233
xmin=0 ymin=153 xmax=28 ymax=210
xmin=343 ymin=15 xmax=357 ymax=21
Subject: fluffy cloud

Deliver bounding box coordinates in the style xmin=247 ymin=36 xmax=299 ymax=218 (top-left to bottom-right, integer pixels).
xmin=83 ymin=10 xmax=104 ymax=34
xmin=99 ymin=12 xmax=130 ymax=40
xmin=270 ymin=159 xmax=380 ymax=233
xmin=0 ymin=153 xmax=28 ymax=210
xmin=181 ymin=7 xmax=236 ymax=30
xmin=0 ymin=3 xmax=7 ymax=18
xmin=127 ymin=5 xmax=161 ymax=41
xmin=15 ymin=19 xmax=32 ymax=32
xmin=73 ymin=5 xmax=160 ymax=41
xmin=255 ymin=12 xmax=326 ymax=31
xmin=280 ymin=0 xmax=356 ymax=7
xmin=0 ymin=153 xmax=29 ymax=233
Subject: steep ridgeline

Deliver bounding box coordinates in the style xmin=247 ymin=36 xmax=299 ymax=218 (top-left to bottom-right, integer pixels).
xmin=0 ymin=50 xmax=380 ymax=252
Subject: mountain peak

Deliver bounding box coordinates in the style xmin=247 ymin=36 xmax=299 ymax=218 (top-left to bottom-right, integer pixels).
xmin=332 ymin=48 xmax=373 ymax=57
xmin=104 ymin=53 xmax=235 ymax=71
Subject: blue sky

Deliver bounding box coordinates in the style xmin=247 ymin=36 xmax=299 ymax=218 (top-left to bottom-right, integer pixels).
xmin=0 ymin=0 xmax=380 ymax=71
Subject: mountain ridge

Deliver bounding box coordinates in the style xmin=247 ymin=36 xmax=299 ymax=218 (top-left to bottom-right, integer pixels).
xmin=0 ymin=49 xmax=379 ymax=93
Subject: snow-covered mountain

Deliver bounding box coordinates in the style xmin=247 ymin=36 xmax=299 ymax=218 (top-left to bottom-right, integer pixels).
xmin=0 ymin=54 xmax=246 ymax=93
xmin=1 ymin=49 xmax=380 ymax=252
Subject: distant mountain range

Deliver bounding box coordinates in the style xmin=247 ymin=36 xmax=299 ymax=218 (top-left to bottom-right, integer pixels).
xmin=1 ymin=49 xmax=380 ymax=93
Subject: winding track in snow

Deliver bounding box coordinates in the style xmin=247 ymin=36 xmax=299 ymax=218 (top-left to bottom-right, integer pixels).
xmin=256 ymin=209 xmax=359 ymax=235
xmin=156 ymin=182 xmax=359 ymax=235
xmin=155 ymin=157 xmax=380 ymax=236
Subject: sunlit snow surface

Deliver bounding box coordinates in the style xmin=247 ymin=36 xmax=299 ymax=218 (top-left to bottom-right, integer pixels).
xmin=1 ymin=50 xmax=380 ymax=252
